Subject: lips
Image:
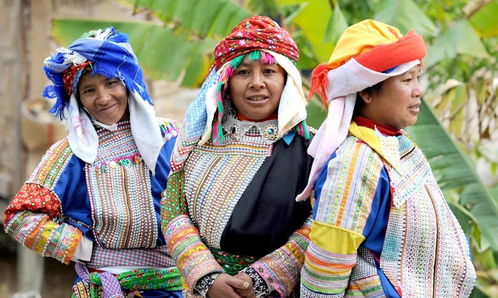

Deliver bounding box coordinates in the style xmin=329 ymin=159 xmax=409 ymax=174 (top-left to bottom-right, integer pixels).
xmin=99 ymin=104 xmax=117 ymax=112
xmin=408 ymin=103 xmax=420 ymax=113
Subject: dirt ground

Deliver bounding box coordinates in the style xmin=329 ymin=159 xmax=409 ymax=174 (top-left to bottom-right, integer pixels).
xmin=0 ymin=240 xmax=74 ymax=297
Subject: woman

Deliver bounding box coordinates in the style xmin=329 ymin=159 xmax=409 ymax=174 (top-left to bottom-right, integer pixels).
xmin=298 ymin=19 xmax=476 ymax=297
xmin=161 ymin=16 xmax=313 ymax=297
xmin=3 ymin=27 xmax=183 ymax=297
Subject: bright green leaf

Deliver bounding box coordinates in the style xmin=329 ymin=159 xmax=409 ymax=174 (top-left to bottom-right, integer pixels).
xmin=51 ymin=18 xmax=213 ymax=87
xmin=277 ymin=0 xmax=334 ymax=62
xmin=425 ymin=19 xmax=490 ymax=68
xmin=469 ymin=0 xmax=498 ymax=38
xmin=372 ymin=0 xmax=437 ymax=37
xmin=121 ymin=0 xmax=251 ymax=39
xmin=324 ymin=4 xmax=349 ymax=45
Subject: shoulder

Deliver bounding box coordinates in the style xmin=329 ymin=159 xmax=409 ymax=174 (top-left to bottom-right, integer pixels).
xmin=157 ymin=117 xmax=181 ymax=142
xmin=326 ymin=135 xmax=384 ymax=180
xmin=28 ymin=137 xmax=79 ymax=188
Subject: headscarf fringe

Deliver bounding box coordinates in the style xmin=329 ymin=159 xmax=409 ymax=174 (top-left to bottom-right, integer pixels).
xmin=308 ymin=63 xmax=331 ymax=106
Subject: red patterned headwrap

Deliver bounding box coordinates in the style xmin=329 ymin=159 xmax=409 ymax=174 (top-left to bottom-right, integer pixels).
xmin=62 ymin=61 xmax=92 ymax=98
xmin=213 ymin=16 xmax=299 ymax=70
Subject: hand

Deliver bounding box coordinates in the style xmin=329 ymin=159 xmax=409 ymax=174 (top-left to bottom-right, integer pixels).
xmin=233 ymin=272 xmax=256 ymax=298
xmin=207 ymin=273 xmax=249 ymax=298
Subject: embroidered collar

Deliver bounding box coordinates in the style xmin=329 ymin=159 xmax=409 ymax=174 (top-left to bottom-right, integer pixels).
xmin=223 ymin=115 xmax=279 ymax=144
xmin=349 ymin=121 xmax=402 ymax=173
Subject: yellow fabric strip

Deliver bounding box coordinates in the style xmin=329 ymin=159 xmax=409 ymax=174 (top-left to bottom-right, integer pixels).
xmin=310 ymin=220 xmax=365 ymax=255
xmin=349 ymin=121 xmax=400 ymax=171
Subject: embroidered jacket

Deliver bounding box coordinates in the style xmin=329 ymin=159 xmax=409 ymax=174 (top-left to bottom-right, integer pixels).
xmin=4 ymin=119 xmax=181 ymax=285
xmin=162 ymin=117 xmax=313 ymax=296
xmin=300 ymin=121 xmax=476 ymax=297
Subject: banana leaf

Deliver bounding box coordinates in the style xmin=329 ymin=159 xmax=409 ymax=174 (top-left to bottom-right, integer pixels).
xmin=51 ymin=18 xmax=215 ymax=87
xmin=120 ymin=0 xmax=251 ymax=38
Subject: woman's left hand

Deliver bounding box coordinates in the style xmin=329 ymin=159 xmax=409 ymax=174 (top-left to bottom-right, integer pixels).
xmin=233 ymin=272 xmax=256 ymax=298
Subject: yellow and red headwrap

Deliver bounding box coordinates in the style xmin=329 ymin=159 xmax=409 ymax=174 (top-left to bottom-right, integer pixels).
xmin=213 ymin=16 xmax=299 ymax=70
xmin=296 ymin=19 xmax=426 ymax=202
xmin=309 ymin=19 xmax=426 ymax=104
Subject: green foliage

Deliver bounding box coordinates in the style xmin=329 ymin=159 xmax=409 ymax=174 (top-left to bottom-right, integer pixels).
xmin=425 ymin=19 xmax=490 ymax=68
xmin=469 ymin=0 xmax=498 ymax=38
xmin=119 ymin=0 xmax=251 ymax=39
xmin=52 ymin=18 xmax=216 ymax=87
xmin=372 ymin=0 xmax=437 ymax=37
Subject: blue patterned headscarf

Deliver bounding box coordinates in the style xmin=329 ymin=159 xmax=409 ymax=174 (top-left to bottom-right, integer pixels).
xmin=42 ymin=27 xmax=152 ymax=118
xmin=41 ymin=27 xmax=164 ymax=174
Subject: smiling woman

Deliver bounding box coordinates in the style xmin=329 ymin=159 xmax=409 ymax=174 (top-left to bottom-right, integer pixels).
xmin=228 ymin=56 xmax=286 ymax=121
xmin=78 ymin=73 xmax=129 ymax=125
xmin=3 ymin=27 xmax=183 ymax=297
xmin=161 ymin=16 xmax=314 ymax=298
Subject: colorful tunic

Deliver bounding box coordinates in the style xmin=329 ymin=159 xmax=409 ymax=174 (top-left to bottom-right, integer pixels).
xmin=300 ymin=121 xmax=476 ymax=297
xmin=4 ymin=119 xmax=183 ymax=296
xmin=162 ymin=117 xmax=313 ymax=296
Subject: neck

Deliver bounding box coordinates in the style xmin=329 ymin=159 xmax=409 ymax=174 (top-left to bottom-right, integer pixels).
xmin=236 ymin=112 xmax=277 ymax=122
xmin=353 ymin=115 xmax=402 ymax=136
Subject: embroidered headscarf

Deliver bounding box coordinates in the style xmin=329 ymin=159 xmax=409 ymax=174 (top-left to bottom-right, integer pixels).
xmin=296 ymin=19 xmax=426 ymax=201
xmin=170 ymin=16 xmax=308 ymax=172
xmin=42 ymin=27 xmax=164 ymax=174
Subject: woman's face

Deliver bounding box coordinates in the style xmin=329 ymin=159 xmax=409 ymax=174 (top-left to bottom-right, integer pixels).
xmin=359 ymin=65 xmax=423 ymax=130
xmin=228 ymin=56 xmax=286 ymax=120
xmin=78 ymin=73 xmax=129 ymax=125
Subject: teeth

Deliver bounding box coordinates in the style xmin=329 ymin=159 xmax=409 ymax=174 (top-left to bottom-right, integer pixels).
xmin=248 ymin=96 xmax=265 ymax=101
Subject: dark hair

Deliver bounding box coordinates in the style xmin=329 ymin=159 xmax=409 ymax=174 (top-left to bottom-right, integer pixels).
xmin=354 ymin=81 xmax=383 ymax=115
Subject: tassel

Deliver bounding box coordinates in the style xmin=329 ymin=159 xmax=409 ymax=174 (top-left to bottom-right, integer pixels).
xmin=301 ymin=121 xmax=310 ymax=140
xmin=248 ymin=50 xmax=261 ymax=61
xmin=309 ymin=63 xmax=331 ymax=105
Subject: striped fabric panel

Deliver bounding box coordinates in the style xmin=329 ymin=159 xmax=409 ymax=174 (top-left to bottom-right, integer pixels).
xmin=301 ymin=240 xmax=355 ymax=296
xmin=250 ymin=217 xmax=312 ymax=296
xmin=314 ymin=136 xmax=383 ymax=233
xmin=28 ymin=138 xmax=73 ymax=189
xmin=346 ymin=275 xmax=385 ymax=297
xmin=164 ymin=215 xmax=223 ymax=292
xmin=5 ymin=211 xmax=81 ymax=264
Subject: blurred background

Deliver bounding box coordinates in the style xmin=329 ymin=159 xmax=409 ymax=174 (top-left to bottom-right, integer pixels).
xmin=0 ymin=0 xmax=496 ymax=297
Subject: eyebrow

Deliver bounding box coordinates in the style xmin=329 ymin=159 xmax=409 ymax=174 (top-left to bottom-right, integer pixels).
xmin=406 ymin=66 xmax=422 ymax=75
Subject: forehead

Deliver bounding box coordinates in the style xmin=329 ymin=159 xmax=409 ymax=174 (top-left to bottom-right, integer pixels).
xmin=400 ymin=64 xmax=422 ymax=76
xmin=78 ymin=73 xmax=110 ymax=87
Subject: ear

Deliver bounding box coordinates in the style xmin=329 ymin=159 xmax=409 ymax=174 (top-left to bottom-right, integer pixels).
xmin=358 ymin=90 xmax=373 ymax=104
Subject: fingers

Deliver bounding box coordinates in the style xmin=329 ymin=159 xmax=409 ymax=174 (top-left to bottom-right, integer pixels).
xmin=233 ymin=273 xmax=256 ymax=298
xmin=225 ymin=275 xmax=250 ymax=290
xmin=207 ymin=274 xmax=245 ymax=298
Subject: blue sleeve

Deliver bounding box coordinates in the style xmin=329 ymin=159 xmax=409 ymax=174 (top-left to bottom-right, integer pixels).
xmin=362 ymin=167 xmax=391 ymax=254
xmin=52 ymin=155 xmax=93 ymax=239
xmin=150 ymin=136 xmax=177 ymax=245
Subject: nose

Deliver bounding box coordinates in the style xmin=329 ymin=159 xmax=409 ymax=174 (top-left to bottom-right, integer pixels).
xmin=249 ymin=72 xmax=265 ymax=89
xmin=413 ymin=79 xmax=424 ymax=97
xmin=95 ymin=87 xmax=112 ymax=104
